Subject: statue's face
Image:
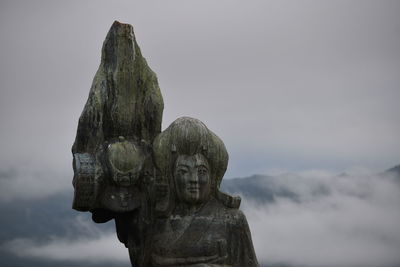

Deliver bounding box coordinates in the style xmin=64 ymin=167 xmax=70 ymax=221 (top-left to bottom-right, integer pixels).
xmin=174 ymin=154 xmax=210 ymax=205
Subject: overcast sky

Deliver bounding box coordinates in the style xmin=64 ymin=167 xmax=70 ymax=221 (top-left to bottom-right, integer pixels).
xmin=0 ymin=0 xmax=399 ymax=179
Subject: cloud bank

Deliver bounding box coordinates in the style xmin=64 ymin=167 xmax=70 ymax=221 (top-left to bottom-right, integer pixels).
xmin=2 ymin=170 xmax=400 ymax=267
xmin=0 ymin=166 xmax=71 ymax=202
xmin=3 ymin=234 xmax=128 ymax=263
xmin=2 ymin=215 xmax=128 ymax=263
xmin=242 ymin=171 xmax=400 ymax=267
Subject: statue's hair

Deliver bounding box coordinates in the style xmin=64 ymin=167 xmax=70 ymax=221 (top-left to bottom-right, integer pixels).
xmin=152 ymin=117 xmax=228 ymax=189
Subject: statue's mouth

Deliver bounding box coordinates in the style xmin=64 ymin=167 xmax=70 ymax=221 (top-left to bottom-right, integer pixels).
xmin=187 ymin=187 xmax=199 ymax=193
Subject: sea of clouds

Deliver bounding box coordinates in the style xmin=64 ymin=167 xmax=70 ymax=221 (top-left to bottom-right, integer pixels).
xmin=1 ymin=168 xmax=400 ymax=267
xmin=243 ymin=170 xmax=400 ymax=267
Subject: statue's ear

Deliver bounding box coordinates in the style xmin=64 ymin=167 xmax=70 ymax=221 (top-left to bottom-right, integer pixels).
xmin=216 ymin=190 xmax=241 ymax=209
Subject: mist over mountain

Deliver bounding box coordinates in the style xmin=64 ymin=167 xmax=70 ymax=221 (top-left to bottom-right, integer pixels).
xmin=223 ymin=167 xmax=400 ymax=267
xmin=1 ymin=165 xmax=399 ymax=267
xmin=221 ymin=174 xmax=300 ymax=204
xmin=221 ymin=165 xmax=400 ymax=204
xmin=385 ymin=164 xmax=400 ymax=178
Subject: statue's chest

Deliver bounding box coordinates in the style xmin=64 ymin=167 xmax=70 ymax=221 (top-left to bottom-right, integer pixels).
xmin=152 ymin=215 xmax=229 ymax=265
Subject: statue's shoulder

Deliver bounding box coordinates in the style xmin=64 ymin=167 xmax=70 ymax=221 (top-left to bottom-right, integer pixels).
xmin=216 ymin=190 xmax=241 ymax=209
xmin=210 ymin=198 xmax=248 ymax=226
xmin=228 ymin=207 xmax=249 ymax=226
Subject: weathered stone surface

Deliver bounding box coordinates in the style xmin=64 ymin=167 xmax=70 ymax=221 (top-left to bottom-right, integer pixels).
xmin=72 ymin=20 xmax=163 ymax=155
xmin=152 ymin=117 xmax=241 ymax=213
xmin=151 ymin=117 xmax=258 ymax=266
xmin=72 ymin=21 xmax=258 ymax=267
xmin=72 ymin=21 xmax=163 ymax=212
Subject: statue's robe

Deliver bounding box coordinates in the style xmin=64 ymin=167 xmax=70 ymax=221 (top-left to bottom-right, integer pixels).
xmin=151 ymin=197 xmax=259 ymax=267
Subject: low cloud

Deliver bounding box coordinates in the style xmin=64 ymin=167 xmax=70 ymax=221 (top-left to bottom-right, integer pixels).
xmin=2 ymin=169 xmax=400 ymax=267
xmin=0 ymin=166 xmax=71 ymax=202
xmin=3 ymin=234 xmax=128 ymax=263
xmin=2 ymin=215 xmax=128 ymax=263
xmin=242 ymin=171 xmax=400 ymax=267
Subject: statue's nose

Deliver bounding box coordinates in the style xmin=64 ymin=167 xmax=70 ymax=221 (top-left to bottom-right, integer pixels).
xmin=189 ymin=171 xmax=198 ymax=183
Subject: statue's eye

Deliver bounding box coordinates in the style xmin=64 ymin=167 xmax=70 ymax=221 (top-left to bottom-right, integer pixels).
xmin=177 ymin=168 xmax=187 ymax=175
xmin=198 ymin=167 xmax=208 ymax=176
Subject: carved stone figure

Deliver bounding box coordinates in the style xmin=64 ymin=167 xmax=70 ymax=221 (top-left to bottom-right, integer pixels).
xmin=71 ymin=21 xmax=162 ymax=265
xmin=151 ymin=117 xmax=259 ymax=266
xmin=72 ymin=21 xmax=259 ymax=267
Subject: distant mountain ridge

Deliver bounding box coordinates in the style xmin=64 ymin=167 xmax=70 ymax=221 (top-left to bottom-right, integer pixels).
xmin=385 ymin=164 xmax=400 ymax=176
xmin=221 ymin=164 xmax=400 ymax=204
xmin=220 ymin=174 xmax=299 ymax=204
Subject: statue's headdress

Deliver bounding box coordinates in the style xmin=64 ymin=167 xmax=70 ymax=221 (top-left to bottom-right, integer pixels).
xmin=153 ymin=117 xmax=228 ymax=188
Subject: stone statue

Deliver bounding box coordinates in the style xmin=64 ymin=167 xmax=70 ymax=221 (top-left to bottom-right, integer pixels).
xmin=72 ymin=21 xmax=259 ymax=267
xmin=150 ymin=117 xmax=259 ymax=266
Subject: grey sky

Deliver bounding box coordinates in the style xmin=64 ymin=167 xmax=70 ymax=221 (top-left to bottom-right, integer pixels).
xmin=0 ymin=0 xmax=399 ymax=178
